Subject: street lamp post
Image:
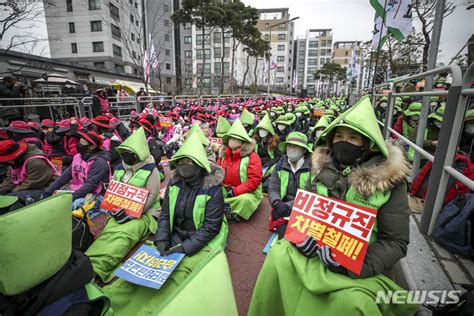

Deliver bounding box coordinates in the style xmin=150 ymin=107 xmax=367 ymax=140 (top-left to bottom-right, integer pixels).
xmin=266 ymin=16 xmax=299 ymax=97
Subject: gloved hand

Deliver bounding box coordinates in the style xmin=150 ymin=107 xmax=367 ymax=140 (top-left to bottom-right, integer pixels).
xmin=154 ymin=241 xmax=169 ymax=255
xmin=316 ymin=245 xmax=347 ymax=275
xmin=271 ymin=202 xmax=291 ymax=220
xmin=40 ymin=192 xmax=51 ymax=200
xmin=111 ymin=209 xmax=134 ymax=224
xmin=163 ymin=244 xmax=185 ymax=256
xmin=295 ymin=236 xmax=319 ymax=258
xmin=224 ymin=186 xmax=234 ymax=198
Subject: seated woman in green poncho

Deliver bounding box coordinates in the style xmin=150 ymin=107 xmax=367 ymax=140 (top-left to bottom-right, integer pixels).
xmin=249 ymin=97 xmax=418 ymax=316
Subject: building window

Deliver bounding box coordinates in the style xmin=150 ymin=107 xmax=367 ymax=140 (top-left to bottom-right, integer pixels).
xmin=276 ymin=77 xmax=284 ymax=83
xmin=113 ymin=44 xmax=122 ymax=57
xmin=278 ymin=23 xmax=286 ymax=30
xmin=276 ymin=66 xmax=284 ymax=72
xmin=88 ymin=0 xmax=100 ymax=10
xmin=69 ymin=22 xmax=75 ymax=33
xmin=214 ymin=47 xmax=221 ymax=58
xmin=298 ymin=68 xmax=304 ymax=73
xmin=165 ymin=49 xmax=170 ymax=56
xmin=196 ymin=49 xmax=210 ymax=59
xmin=224 ymin=62 xmax=230 ymax=73
xmin=278 ymin=34 xmax=285 ymax=40
xmin=308 ymin=50 xmax=317 ymax=57
xmin=197 ymin=63 xmax=211 ymax=74
xmin=164 ymin=4 xmax=169 ymax=12
xmin=327 ymin=40 xmax=332 ymax=46
xmin=309 ymin=41 xmax=318 ymax=48
xmin=110 ymin=4 xmax=120 ymax=21
xmin=111 ymin=24 xmax=121 ymax=39
xmin=213 ymin=32 xmax=221 ymax=44
xmin=66 ymin=0 xmax=73 ymax=12
xmin=345 ymin=51 xmax=349 ymax=56
xmin=299 ymin=50 xmax=305 ymax=56
xmin=224 ymin=47 xmax=230 ymax=57
xmin=214 ymin=62 xmax=221 ymax=74
xmin=299 ymin=41 xmax=305 ymax=47
xmin=308 ymin=59 xmax=317 ymax=65
xmin=133 ymin=68 xmax=138 ymax=75
xmin=184 ymin=63 xmax=192 ymax=72
xmin=115 ymin=63 xmax=124 ymax=73
xmin=277 ymin=45 xmax=285 ymax=51
xmin=129 ymin=0 xmax=132 ymax=4
xmin=265 ymin=23 xmax=269 ymax=29
xmin=164 ymin=19 xmax=170 ymax=27
xmin=134 ymin=2 xmax=138 ymax=8
xmin=298 ymin=59 xmax=304 ymax=64
xmin=184 ymin=50 xmax=192 ymax=58
xmin=185 ymin=78 xmax=192 ymax=86
xmin=93 ymin=41 xmax=104 ymax=52
xmin=224 ymin=32 xmax=231 ymax=43
xmin=71 ymin=43 xmax=77 ymax=54
xmin=184 ymin=23 xmax=191 ymax=30
xmin=94 ymin=62 xmax=105 ymax=69
xmin=320 ymin=58 xmax=326 ymax=65
xmin=130 ymin=14 xmax=134 ymax=23
xmin=131 ymin=33 xmax=135 ymax=41
xmin=277 ymin=56 xmax=284 ymax=62
xmin=132 ymin=50 xmax=136 ymax=58
xmin=166 ymin=63 xmax=171 ymax=70
xmin=90 ymin=20 xmax=102 ymax=32
xmin=321 ymin=40 xmax=327 ymax=46
xmin=166 ymin=77 xmax=172 ymax=84
xmin=135 ymin=20 xmax=139 ymax=27
xmin=264 ymin=34 xmax=269 ymax=41
xmin=196 ymin=34 xmax=210 ymax=45
xmin=165 ymin=34 xmax=170 ymax=41
xmin=184 ymin=36 xmax=192 ymax=44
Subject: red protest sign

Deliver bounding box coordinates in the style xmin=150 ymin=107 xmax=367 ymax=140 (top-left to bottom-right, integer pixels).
xmin=100 ymin=180 xmax=150 ymax=218
xmin=159 ymin=116 xmax=173 ymax=129
xmin=313 ymin=109 xmax=325 ymax=117
xmin=209 ymin=137 xmax=223 ymax=146
xmin=284 ymin=189 xmax=377 ymax=275
xmin=50 ymin=156 xmax=63 ymax=173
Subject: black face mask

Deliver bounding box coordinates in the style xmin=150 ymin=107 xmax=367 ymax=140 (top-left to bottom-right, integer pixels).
xmin=121 ymin=151 xmax=139 ymax=165
xmin=332 ymin=141 xmax=365 ymax=166
xmin=76 ymin=143 xmax=90 ymax=156
xmin=177 ymin=163 xmax=201 ymax=180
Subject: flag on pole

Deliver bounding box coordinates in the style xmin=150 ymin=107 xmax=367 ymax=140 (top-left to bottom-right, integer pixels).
xmin=262 ymin=61 xmax=268 ymax=83
xmin=372 ymin=14 xmax=387 ymax=50
xmin=270 ymin=60 xmax=277 ymax=70
xmin=386 ymin=63 xmax=392 ymax=81
xmin=143 ymin=50 xmax=150 ymax=83
xmin=292 ymin=69 xmax=297 ymax=89
xmin=346 ymin=42 xmax=360 ymax=83
xmin=150 ymin=42 xmax=159 ymax=71
xmin=370 ymin=0 xmax=413 ymax=45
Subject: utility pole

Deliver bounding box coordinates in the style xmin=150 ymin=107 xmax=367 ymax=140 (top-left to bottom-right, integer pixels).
xmin=412 ymin=0 xmax=446 ymax=179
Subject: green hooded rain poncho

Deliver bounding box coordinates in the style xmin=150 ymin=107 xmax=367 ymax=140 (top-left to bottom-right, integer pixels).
xmin=249 ymin=97 xmax=418 ymax=316
xmin=216 ymin=116 xmax=231 ymax=138
xmin=255 ymin=113 xmax=276 ymax=136
xmin=85 ymin=127 xmax=159 ymax=282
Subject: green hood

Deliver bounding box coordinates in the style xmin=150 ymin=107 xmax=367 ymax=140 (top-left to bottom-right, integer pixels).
xmin=216 ymin=116 xmax=231 ymax=138
xmin=170 ymin=133 xmax=211 ymax=173
xmin=275 ymin=115 xmax=292 ymax=126
xmin=278 ymin=131 xmax=312 ymax=153
xmin=240 ymin=109 xmax=255 ymax=126
xmin=255 ymin=114 xmax=276 ymax=136
xmin=319 ymin=96 xmax=389 ymax=157
xmin=187 ymin=124 xmax=210 ymax=146
xmin=428 ymin=106 xmax=445 ymax=122
xmin=465 ymin=109 xmax=474 ymax=122
xmin=222 ymin=118 xmax=252 ymax=145
xmin=116 ymin=127 xmax=150 ymax=162
xmin=284 ymin=113 xmax=296 ymax=124
xmin=404 ymin=102 xmax=422 ymax=116
xmin=314 ymin=115 xmax=331 ymax=130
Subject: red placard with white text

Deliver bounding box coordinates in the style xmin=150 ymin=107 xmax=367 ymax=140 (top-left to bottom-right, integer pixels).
xmin=159 ymin=116 xmax=173 ymax=129
xmin=209 ymin=137 xmax=223 ymax=146
xmin=100 ymin=180 xmax=149 ymax=218
xmin=284 ymin=189 xmax=378 ymax=275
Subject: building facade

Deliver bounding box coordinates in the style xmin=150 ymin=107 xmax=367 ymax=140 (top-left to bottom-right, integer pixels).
xmin=332 ymin=41 xmax=362 ymax=68
xmin=293 ymin=29 xmax=333 ymax=95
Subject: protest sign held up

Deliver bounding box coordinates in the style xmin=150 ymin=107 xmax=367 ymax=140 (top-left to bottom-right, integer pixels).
xmin=100 ymin=180 xmax=150 ymax=218
xmin=285 ymin=189 xmax=378 ymax=275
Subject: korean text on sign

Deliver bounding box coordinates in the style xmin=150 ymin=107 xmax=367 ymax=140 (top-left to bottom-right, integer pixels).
xmin=209 ymin=137 xmax=223 ymax=146
xmin=100 ymin=180 xmax=149 ymax=218
xmin=115 ymin=245 xmax=185 ymax=290
xmin=285 ymin=189 xmax=378 ymax=275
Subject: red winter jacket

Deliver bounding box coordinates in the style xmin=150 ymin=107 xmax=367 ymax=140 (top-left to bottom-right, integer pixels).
xmin=393 ymin=115 xmax=404 ymax=139
xmin=218 ymin=142 xmax=262 ymax=196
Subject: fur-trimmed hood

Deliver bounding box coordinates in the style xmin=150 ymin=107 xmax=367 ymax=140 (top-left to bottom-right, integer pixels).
xmin=219 ymin=139 xmax=257 ymax=159
xmin=311 ymin=140 xmax=410 ymax=197
xmin=171 ymin=162 xmax=225 ymax=189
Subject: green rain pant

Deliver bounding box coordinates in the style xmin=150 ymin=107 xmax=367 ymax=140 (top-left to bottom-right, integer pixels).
xmin=85 ymin=212 xmax=157 ymax=283
xmin=102 ymin=247 xmax=211 ymax=316
xmin=225 ymin=192 xmax=263 ymax=220
xmin=248 ymin=239 xmax=418 ymax=316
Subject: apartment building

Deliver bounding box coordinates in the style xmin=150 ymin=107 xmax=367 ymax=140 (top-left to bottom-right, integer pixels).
xmin=332 ymin=41 xmax=362 ymax=68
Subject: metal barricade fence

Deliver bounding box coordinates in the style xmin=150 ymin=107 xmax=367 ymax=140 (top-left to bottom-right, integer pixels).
xmin=373 ymin=63 xmax=474 ymax=235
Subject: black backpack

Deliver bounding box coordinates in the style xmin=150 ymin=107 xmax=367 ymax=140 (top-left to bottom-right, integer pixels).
xmin=72 ymin=216 xmax=94 ymax=253
xmin=434 ymin=193 xmax=474 ymax=258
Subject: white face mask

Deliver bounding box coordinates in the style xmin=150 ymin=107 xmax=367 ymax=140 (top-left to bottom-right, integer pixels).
xmin=296 ymin=112 xmax=302 ymax=117
xmin=228 ymin=137 xmax=243 ymax=150
xmin=465 ymin=123 xmax=474 ymax=134
xmin=286 ymin=147 xmax=305 ymax=162
xmin=270 ymin=112 xmax=276 ymax=117
xmin=315 ymin=130 xmax=323 ymax=138
xmin=277 ymin=124 xmax=286 ymax=131
xmin=433 ymin=120 xmax=442 ymax=129
xmin=258 ymin=129 xmax=269 ymax=138
xmin=379 ymin=102 xmax=387 ymax=108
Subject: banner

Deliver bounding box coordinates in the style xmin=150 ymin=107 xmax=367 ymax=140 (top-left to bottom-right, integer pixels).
xmin=159 ymin=116 xmax=173 ymax=129
xmin=50 ymin=156 xmax=63 ymax=173
xmin=209 ymin=137 xmax=223 ymax=146
xmin=115 ymin=245 xmax=185 ymax=290
xmin=370 ymin=0 xmax=413 ymax=43
xmin=313 ymin=109 xmax=325 ymax=117
xmin=100 ymin=180 xmax=149 ymax=218
xmin=285 ymin=189 xmax=378 ymax=275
